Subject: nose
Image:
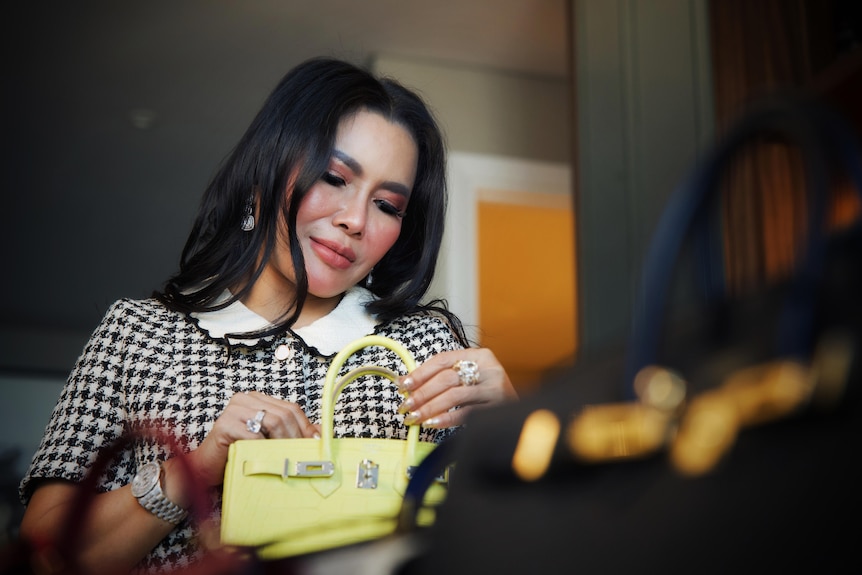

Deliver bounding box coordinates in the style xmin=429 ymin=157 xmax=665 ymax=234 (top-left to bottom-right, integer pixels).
xmin=333 ymin=193 xmax=367 ymax=237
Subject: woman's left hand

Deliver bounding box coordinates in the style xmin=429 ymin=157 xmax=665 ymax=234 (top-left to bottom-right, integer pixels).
xmin=397 ymin=348 xmax=519 ymax=428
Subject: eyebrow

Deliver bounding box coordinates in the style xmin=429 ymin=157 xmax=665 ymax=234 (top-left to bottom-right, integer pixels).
xmin=332 ymin=149 xmax=411 ymax=198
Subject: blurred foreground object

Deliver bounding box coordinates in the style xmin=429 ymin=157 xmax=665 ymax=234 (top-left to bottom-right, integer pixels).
xmin=404 ymin=94 xmax=862 ymax=574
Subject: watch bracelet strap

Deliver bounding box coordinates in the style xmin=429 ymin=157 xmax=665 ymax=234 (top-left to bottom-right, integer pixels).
xmin=140 ymin=490 xmax=189 ymax=525
xmin=137 ymin=469 xmax=189 ymax=525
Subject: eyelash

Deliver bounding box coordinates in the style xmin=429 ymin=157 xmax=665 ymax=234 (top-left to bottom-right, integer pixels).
xmin=322 ymin=172 xmax=345 ymax=187
xmin=322 ymin=172 xmax=405 ymax=218
xmin=374 ymin=199 xmax=405 ymax=218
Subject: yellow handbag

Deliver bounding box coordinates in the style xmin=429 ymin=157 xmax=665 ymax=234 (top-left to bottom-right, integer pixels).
xmin=219 ymin=335 xmax=449 ymax=559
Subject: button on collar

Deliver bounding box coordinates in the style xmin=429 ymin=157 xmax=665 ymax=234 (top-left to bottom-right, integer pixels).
xmin=274 ymin=344 xmax=293 ymax=362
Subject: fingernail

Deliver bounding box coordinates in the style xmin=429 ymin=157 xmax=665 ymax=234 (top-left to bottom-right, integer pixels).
xmin=397 ymin=397 xmax=415 ymax=414
xmin=422 ymin=417 xmax=442 ymax=428
xmin=398 ymin=376 xmax=414 ymax=393
xmin=313 ymin=432 xmax=321 ymax=439
xmin=403 ymin=411 xmax=421 ymax=425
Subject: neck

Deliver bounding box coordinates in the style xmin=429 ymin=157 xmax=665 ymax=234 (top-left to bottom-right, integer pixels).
xmin=239 ymin=277 xmax=343 ymax=329
xmin=292 ymin=293 xmax=343 ymax=328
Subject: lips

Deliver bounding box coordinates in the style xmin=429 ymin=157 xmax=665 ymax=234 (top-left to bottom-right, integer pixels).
xmin=310 ymin=237 xmax=356 ymax=270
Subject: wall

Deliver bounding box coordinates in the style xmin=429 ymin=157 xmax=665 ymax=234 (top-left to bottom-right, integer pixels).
xmin=373 ymin=53 xmax=576 ymax=392
xmin=0 ymin=376 xmax=65 ymax=483
xmin=371 ymin=56 xmax=574 ymax=372
xmin=573 ymin=0 xmax=715 ymax=355
xmin=374 ymin=1 xmax=717 ymax=376
xmin=372 ymin=54 xmax=571 ymax=164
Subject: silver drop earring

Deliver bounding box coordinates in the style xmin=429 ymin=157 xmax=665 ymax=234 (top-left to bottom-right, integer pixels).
xmin=241 ymin=195 xmax=255 ymax=232
xmin=366 ymin=268 xmax=374 ymax=288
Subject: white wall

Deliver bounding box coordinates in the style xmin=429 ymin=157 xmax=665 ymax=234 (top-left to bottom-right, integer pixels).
xmin=372 ymin=54 xmax=571 ymax=163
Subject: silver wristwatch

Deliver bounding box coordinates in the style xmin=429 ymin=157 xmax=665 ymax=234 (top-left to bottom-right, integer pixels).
xmin=131 ymin=462 xmax=188 ymax=525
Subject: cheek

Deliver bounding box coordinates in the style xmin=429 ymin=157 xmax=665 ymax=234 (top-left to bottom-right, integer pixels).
xmin=369 ymin=220 xmax=403 ymax=257
xmin=295 ymin=187 xmax=328 ymax=223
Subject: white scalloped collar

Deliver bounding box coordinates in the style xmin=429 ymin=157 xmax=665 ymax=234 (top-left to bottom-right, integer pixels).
xmin=191 ymin=287 xmax=379 ymax=355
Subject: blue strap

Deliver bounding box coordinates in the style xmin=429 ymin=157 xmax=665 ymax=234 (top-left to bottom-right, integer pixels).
xmin=623 ymin=96 xmax=862 ymax=401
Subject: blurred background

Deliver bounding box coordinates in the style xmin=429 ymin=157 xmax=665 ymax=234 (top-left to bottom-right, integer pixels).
xmin=2 ymin=0 xmax=860 ymax=544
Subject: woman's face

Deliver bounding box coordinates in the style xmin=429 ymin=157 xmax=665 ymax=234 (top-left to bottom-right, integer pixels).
xmin=272 ymin=109 xmax=418 ymax=302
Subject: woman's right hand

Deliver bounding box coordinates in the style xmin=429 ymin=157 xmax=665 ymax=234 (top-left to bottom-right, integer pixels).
xmin=178 ymin=390 xmax=321 ymax=493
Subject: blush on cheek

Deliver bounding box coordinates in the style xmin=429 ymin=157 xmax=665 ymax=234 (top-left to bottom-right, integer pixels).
xmin=378 ymin=225 xmax=403 ymax=256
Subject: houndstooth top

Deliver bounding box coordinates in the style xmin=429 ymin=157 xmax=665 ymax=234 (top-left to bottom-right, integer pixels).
xmin=19 ymin=287 xmax=463 ymax=573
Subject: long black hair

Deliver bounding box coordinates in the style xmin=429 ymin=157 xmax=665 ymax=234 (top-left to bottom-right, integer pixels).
xmin=155 ymin=57 xmax=468 ymax=346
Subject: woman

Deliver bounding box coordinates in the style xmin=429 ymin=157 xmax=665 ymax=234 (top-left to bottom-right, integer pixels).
xmin=18 ymin=57 xmax=517 ymax=574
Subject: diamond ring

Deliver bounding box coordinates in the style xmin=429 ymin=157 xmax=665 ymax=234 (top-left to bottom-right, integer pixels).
xmin=453 ymin=360 xmax=480 ymax=386
xmin=246 ymin=410 xmax=266 ymax=434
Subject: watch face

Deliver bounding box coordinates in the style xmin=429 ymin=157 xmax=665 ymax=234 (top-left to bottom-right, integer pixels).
xmin=131 ymin=462 xmax=160 ymax=498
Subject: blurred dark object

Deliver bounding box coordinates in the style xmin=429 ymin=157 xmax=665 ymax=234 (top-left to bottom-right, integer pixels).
xmin=0 ymin=428 xmax=251 ymax=575
xmin=402 ymin=95 xmax=862 ymax=574
xmin=710 ymin=0 xmax=862 ymax=296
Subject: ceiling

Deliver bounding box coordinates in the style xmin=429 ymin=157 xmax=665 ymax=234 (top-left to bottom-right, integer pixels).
xmin=3 ymin=0 xmax=569 ymax=371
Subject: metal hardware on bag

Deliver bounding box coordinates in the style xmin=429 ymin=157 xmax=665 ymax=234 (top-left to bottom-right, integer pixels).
xmin=407 ymin=465 xmax=450 ymax=485
xmin=670 ymin=359 xmax=815 ymax=477
xmin=356 ymin=459 xmax=379 ymax=489
xmin=512 ymin=409 xmax=561 ymax=482
xmin=292 ymin=460 xmax=334 ymax=477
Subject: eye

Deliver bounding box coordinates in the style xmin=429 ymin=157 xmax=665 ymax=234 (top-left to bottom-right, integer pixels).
xmin=322 ymin=172 xmax=346 ymax=187
xmin=374 ymin=199 xmax=405 ymax=218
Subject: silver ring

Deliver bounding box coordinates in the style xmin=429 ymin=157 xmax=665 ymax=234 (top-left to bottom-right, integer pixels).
xmin=453 ymin=360 xmax=480 ymax=386
xmin=246 ymin=410 xmax=266 ymax=434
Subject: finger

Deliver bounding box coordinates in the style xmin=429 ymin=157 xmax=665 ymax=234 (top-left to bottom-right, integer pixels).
xmin=264 ymin=412 xmax=319 ymax=439
xmin=235 ymin=391 xmax=315 ymax=439
xmin=401 ymin=347 xmax=504 ymax=409
xmin=399 ymin=350 xmax=465 ymax=392
xmin=242 ymin=408 xmax=269 ymax=436
xmin=398 ymin=366 xmax=462 ymax=415
xmin=257 ymin=403 xmax=309 ymax=439
xmin=402 ymin=349 xmax=519 ymax=424
xmin=403 ymin=384 xmax=492 ymax=428
xmin=418 ymin=405 xmax=474 ymax=429
xmin=308 ymin=423 xmax=322 ymax=440
xmin=219 ymin=394 xmax=273 ymax=439
xmin=401 ymin=347 xmax=506 ymax=392
xmin=456 ymin=348 xmax=519 ymax=401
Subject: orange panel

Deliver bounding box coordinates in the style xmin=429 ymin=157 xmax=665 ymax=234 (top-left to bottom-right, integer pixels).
xmin=478 ymin=199 xmax=577 ymax=392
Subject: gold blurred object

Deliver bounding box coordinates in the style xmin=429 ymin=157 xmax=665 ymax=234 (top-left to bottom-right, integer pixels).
xmin=560 ymin=333 xmax=854 ymax=476
xmin=512 ymin=409 xmax=561 ymax=482
xmin=670 ymin=360 xmax=813 ymax=477
xmin=567 ymin=366 xmax=686 ymax=463
xmin=810 ymin=330 xmax=854 ymax=408
xmin=634 ymin=365 xmax=687 ymax=412
xmin=669 ymin=334 xmax=854 ymax=477
xmin=721 ymin=361 xmax=812 ymax=425
xmin=670 ymin=389 xmax=740 ymax=476
xmin=568 ymin=403 xmax=676 ymax=462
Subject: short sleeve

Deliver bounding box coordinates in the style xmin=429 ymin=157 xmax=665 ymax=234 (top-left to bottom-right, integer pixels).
xmin=19 ymin=300 xmax=131 ymax=504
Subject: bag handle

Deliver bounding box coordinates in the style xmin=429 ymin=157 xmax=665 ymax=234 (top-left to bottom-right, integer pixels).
xmin=559 ymin=96 xmax=862 ymax=474
xmin=320 ymin=335 xmax=420 ymax=462
xmin=624 ymin=95 xmax=862 ymax=401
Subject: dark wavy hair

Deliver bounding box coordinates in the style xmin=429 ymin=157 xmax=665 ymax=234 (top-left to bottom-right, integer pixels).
xmin=154 ymin=57 xmax=468 ymax=346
